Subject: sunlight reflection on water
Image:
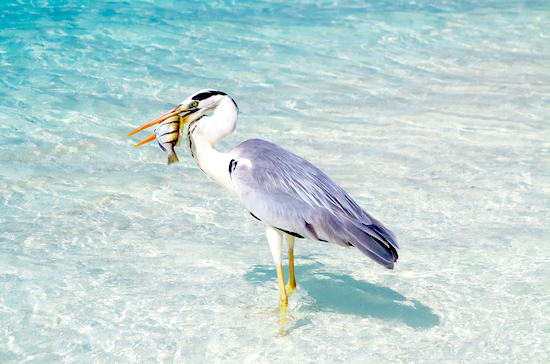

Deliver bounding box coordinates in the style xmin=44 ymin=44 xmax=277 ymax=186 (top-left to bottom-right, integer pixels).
xmin=1 ymin=0 xmax=549 ymax=362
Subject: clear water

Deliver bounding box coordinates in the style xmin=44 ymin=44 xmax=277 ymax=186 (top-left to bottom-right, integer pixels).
xmin=1 ymin=0 xmax=549 ymax=362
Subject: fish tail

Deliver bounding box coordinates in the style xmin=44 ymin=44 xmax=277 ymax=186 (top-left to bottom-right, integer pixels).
xmin=167 ymin=150 xmax=179 ymax=165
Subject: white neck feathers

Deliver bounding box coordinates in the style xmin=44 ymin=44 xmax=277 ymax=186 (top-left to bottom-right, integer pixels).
xmin=186 ymin=96 xmax=238 ymax=194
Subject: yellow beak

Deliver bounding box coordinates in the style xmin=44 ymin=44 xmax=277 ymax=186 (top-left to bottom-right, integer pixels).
xmin=132 ymin=134 xmax=156 ymax=148
xmin=128 ymin=103 xmax=191 ymax=146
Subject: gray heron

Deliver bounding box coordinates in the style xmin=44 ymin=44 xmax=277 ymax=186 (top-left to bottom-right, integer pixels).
xmin=128 ymin=89 xmax=400 ymax=309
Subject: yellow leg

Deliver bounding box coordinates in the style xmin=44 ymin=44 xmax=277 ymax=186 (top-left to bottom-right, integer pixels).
xmin=286 ymin=235 xmax=296 ymax=291
xmin=287 ymin=248 xmax=297 ymax=291
xmin=276 ymin=264 xmax=288 ymax=307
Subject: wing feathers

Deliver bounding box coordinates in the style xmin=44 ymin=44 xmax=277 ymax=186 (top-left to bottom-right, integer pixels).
xmin=230 ymin=139 xmax=399 ymax=269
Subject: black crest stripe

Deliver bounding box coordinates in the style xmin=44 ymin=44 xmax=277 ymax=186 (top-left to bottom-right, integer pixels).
xmin=192 ymin=90 xmax=227 ymax=101
xmin=192 ymin=90 xmax=239 ymax=112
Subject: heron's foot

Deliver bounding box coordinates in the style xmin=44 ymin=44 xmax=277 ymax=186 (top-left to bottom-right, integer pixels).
xmin=279 ymin=293 xmax=288 ymax=307
xmin=278 ymin=304 xmax=289 ymax=324
xmin=285 ymin=280 xmax=296 ymax=293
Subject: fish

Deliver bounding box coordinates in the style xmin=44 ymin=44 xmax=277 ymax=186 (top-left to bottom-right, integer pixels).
xmin=155 ymin=115 xmax=181 ymax=165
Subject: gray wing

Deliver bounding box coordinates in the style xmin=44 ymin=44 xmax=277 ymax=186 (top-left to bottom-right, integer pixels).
xmin=229 ymin=139 xmax=399 ymax=269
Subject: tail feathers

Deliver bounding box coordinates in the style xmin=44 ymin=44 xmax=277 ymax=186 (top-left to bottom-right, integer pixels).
xmin=167 ymin=151 xmax=179 ymax=165
xmin=295 ymin=212 xmax=399 ymax=269
xmin=359 ymin=214 xmax=400 ymax=249
xmin=345 ymin=219 xmax=399 ymax=270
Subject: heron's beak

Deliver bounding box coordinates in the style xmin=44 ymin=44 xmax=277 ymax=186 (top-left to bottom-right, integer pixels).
xmin=133 ymin=134 xmax=156 ymax=147
xmin=128 ymin=103 xmax=192 ymax=146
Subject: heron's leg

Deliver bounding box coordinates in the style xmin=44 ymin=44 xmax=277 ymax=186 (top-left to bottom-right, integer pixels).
xmin=286 ymin=234 xmax=296 ymax=291
xmin=266 ymin=227 xmax=288 ymax=307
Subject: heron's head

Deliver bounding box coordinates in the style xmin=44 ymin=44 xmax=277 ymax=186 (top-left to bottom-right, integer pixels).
xmin=185 ymin=89 xmax=238 ymax=115
xmin=128 ymin=89 xmax=238 ymax=145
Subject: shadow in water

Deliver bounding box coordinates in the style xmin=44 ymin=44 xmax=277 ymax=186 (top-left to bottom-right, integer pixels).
xmin=244 ymin=260 xmax=440 ymax=329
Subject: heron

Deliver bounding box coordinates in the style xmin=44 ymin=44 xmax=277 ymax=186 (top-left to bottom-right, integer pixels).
xmin=128 ymin=89 xmax=400 ymax=309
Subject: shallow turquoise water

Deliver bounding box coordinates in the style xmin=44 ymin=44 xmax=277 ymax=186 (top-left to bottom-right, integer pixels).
xmin=1 ymin=0 xmax=549 ymax=362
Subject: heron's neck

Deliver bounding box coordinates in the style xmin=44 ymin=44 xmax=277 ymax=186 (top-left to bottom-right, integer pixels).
xmin=190 ymin=137 xmax=235 ymax=193
xmin=187 ymin=99 xmax=238 ymax=194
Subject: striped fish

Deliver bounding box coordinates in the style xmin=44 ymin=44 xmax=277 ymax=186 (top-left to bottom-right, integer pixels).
xmin=155 ymin=115 xmax=180 ymax=165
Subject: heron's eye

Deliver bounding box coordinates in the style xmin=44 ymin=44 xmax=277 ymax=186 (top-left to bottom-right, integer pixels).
xmin=191 ymin=101 xmax=199 ymax=108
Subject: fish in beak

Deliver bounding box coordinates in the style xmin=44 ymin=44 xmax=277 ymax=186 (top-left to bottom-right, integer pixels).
xmin=128 ymin=102 xmax=197 ymax=164
xmin=154 ymin=116 xmax=181 ymax=165
xmin=128 ymin=103 xmax=192 ymax=139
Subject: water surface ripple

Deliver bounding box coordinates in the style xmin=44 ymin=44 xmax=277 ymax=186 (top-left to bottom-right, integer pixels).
xmin=1 ymin=0 xmax=549 ymax=363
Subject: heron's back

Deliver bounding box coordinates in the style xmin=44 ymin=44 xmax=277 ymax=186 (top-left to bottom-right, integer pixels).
xmin=229 ymin=138 xmax=399 ymax=269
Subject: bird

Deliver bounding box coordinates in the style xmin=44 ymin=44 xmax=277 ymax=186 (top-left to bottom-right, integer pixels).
xmin=128 ymin=89 xmax=400 ymax=309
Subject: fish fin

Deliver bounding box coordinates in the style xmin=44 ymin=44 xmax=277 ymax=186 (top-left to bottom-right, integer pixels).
xmin=167 ymin=151 xmax=179 ymax=165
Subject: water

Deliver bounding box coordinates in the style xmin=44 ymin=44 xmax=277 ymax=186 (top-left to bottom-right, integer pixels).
xmin=1 ymin=0 xmax=549 ymax=362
